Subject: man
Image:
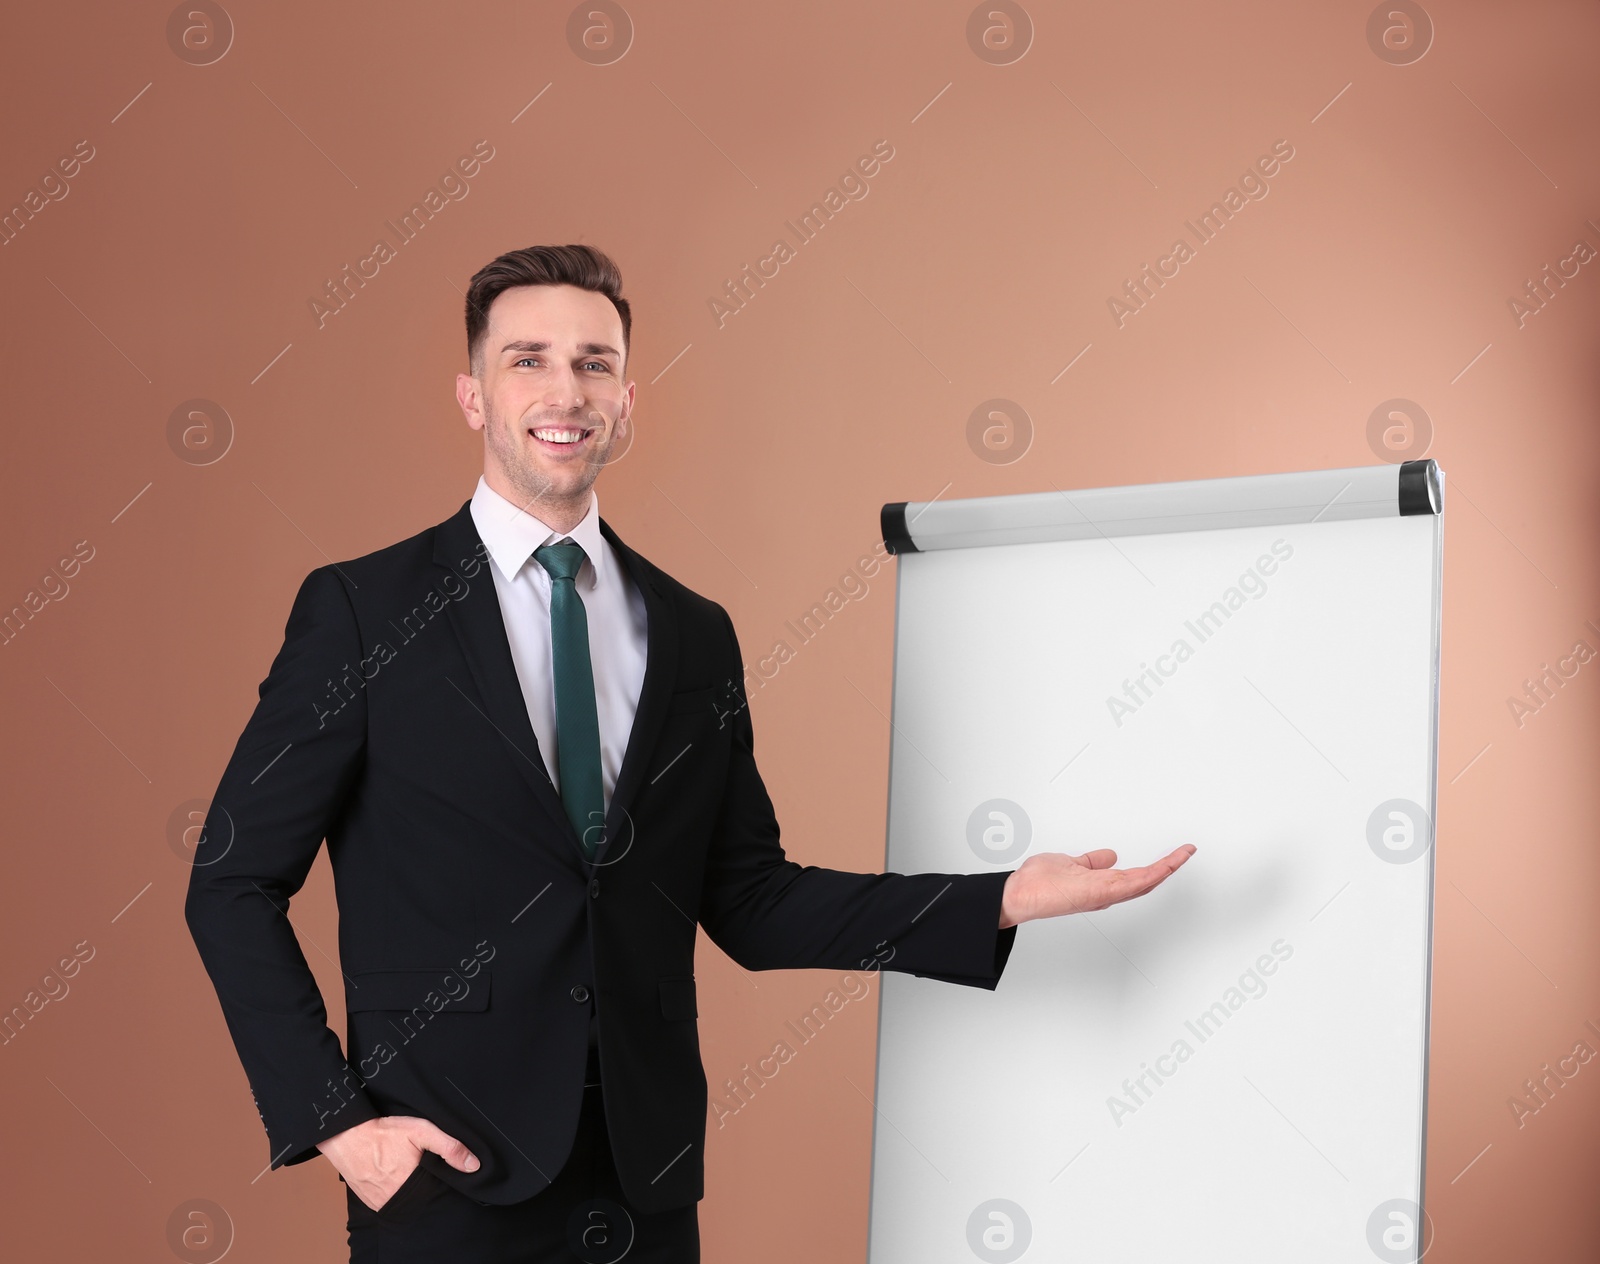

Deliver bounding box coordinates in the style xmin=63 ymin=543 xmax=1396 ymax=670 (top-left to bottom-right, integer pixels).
xmin=184 ymin=243 xmax=1196 ymax=1262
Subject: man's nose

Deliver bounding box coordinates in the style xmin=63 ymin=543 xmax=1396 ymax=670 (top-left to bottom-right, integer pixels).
xmin=543 ymin=368 xmax=586 ymax=409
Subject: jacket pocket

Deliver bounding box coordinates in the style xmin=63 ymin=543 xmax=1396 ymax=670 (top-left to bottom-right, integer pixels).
xmin=345 ymin=968 xmax=491 ymax=1013
xmin=659 ymin=976 xmax=697 ymax=1020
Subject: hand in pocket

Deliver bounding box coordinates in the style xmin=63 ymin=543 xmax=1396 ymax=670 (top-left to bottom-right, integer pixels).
xmin=317 ymin=1114 xmax=481 ymax=1212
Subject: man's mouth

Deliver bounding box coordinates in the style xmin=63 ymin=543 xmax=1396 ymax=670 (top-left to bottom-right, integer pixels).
xmin=529 ymin=425 xmax=595 ymax=450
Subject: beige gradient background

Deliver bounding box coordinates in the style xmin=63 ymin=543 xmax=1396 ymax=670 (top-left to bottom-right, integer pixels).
xmin=2 ymin=0 xmax=1597 ymax=1259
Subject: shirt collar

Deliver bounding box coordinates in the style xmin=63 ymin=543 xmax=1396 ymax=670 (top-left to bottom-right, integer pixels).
xmin=469 ymin=475 xmax=607 ymax=590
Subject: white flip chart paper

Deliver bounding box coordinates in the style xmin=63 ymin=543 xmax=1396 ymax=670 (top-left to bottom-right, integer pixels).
xmin=869 ymin=461 xmax=1444 ymax=1264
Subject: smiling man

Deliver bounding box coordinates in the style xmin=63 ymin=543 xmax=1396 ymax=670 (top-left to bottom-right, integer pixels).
xmin=184 ymin=243 xmax=1195 ymax=1263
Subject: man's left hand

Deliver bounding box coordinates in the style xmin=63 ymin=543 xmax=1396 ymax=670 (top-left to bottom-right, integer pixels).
xmin=999 ymin=845 xmax=1197 ymax=928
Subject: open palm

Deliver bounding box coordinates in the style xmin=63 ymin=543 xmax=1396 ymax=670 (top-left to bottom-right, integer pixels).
xmin=999 ymin=845 xmax=1197 ymax=928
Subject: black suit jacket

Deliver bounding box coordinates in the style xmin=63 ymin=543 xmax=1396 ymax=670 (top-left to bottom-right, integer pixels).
xmin=184 ymin=497 xmax=1018 ymax=1214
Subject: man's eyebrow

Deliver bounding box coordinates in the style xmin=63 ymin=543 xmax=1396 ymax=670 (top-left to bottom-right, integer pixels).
xmin=500 ymin=339 xmax=621 ymax=361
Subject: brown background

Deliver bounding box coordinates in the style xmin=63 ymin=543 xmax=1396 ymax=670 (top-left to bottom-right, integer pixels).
xmin=2 ymin=0 xmax=1597 ymax=1259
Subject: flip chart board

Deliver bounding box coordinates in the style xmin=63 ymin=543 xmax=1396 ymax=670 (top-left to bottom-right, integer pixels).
xmin=868 ymin=460 xmax=1444 ymax=1263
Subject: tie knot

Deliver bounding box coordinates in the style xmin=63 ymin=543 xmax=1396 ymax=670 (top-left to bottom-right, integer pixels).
xmin=534 ymin=539 xmax=587 ymax=584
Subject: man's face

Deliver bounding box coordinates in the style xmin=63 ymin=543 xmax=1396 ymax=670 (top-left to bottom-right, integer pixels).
xmin=457 ymin=283 xmax=634 ymax=516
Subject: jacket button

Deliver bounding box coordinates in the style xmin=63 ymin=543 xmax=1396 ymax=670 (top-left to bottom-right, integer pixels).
xmin=589 ymin=878 xmax=601 ymax=899
xmin=570 ymin=984 xmax=590 ymax=1003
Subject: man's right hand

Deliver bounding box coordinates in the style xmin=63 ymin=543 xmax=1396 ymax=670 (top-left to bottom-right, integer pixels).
xmin=316 ymin=1115 xmax=481 ymax=1212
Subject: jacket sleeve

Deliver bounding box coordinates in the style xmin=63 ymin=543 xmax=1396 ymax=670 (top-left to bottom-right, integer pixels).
xmin=697 ymin=606 xmax=1018 ymax=987
xmin=184 ymin=565 xmax=381 ymax=1169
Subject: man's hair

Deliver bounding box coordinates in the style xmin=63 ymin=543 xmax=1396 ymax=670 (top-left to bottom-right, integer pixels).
xmin=464 ymin=244 xmax=632 ymax=377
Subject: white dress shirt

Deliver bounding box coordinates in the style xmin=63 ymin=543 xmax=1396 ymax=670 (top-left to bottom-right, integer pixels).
xmin=469 ymin=476 xmax=648 ymax=809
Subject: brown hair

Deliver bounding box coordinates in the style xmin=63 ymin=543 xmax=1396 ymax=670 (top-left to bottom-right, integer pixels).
xmin=463 ymin=244 xmax=632 ymax=376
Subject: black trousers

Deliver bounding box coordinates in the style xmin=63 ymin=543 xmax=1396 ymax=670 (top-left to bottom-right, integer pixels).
xmin=344 ymin=1046 xmax=700 ymax=1262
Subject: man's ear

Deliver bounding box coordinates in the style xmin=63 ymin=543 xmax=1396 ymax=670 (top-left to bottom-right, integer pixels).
xmin=456 ymin=372 xmax=485 ymax=430
xmin=615 ymin=379 xmax=637 ymax=437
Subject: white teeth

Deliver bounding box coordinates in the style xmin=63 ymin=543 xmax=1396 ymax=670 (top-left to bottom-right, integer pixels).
xmin=533 ymin=428 xmax=585 ymax=443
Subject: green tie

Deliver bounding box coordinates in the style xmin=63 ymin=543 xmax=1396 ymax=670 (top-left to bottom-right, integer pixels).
xmin=533 ymin=540 xmax=605 ymax=860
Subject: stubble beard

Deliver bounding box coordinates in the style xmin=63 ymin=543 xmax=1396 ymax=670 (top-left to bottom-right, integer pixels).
xmin=484 ymin=395 xmax=617 ymax=516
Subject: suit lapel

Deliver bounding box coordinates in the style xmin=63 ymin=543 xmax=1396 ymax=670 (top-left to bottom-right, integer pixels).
xmin=593 ymin=517 xmax=678 ymax=867
xmin=431 ymin=500 xmax=679 ymax=870
xmin=434 ymin=501 xmax=578 ymax=857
